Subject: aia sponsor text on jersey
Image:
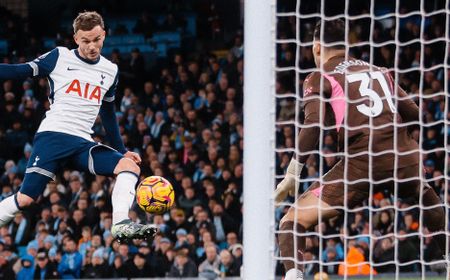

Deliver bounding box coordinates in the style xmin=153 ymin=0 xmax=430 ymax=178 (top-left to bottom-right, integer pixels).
xmin=65 ymin=79 xmax=102 ymax=103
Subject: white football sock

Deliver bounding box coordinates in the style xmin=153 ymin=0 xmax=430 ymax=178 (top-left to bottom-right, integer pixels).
xmin=0 ymin=195 xmax=19 ymax=227
xmin=112 ymin=172 xmax=138 ymax=225
xmin=285 ymin=268 xmax=304 ymax=280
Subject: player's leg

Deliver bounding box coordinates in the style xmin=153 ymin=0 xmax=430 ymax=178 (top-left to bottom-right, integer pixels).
xmin=0 ymin=178 xmax=46 ymax=226
xmin=278 ymin=161 xmax=369 ymax=280
xmin=278 ymin=189 xmax=340 ymax=280
xmin=75 ymin=144 xmax=157 ymax=241
xmin=111 ymin=157 xmax=140 ymax=225
xmin=421 ymin=183 xmax=446 ymax=256
xmin=0 ymin=132 xmax=63 ymax=226
xmin=396 ymin=165 xmax=446 ymax=256
xmin=111 ymin=157 xmax=158 ymax=241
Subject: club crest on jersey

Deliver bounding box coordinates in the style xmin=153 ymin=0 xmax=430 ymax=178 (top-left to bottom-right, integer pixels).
xmin=100 ymin=74 xmax=106 ymax=85
xmin=65 ymin=79 xmax=102 ymax=103
xmin=32 ymin=156 xmax=40 ymax=166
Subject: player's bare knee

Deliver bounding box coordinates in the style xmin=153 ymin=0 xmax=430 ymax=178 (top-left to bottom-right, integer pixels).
xmin=280 ymin=211 xmax=311 ymax=230
xmin=280 ymin=215 xmax=293 ymax=229
xmin=115 ymin=158 xmax=140 ymax=175
xmin=16 ymin=192 xmax=35 ymax=208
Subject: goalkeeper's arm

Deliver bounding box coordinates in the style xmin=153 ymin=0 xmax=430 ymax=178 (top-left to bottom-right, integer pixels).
xmin=274 ymin=97 xmax=321 ymax=204
xmin=396 ymin=86 xmax=419 ymax=123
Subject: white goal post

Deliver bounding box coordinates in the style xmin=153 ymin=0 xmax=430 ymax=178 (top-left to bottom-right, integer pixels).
xmin=243 ymin=0 xmax=276 ymax=279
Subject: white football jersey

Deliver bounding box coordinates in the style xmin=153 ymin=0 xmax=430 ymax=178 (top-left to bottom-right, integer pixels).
xmin=28 ymin=47 xmax=118 ymax=141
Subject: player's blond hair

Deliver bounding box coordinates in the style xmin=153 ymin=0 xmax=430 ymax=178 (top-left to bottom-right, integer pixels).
xmin=73 ymin=11 xmax=104 ymax=33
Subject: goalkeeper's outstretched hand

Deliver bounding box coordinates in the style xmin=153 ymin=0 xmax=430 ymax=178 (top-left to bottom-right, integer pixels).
xmin=273 ymin=158 xmax=304 ymax=205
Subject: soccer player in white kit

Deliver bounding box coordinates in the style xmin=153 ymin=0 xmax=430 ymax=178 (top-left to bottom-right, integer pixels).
xmin=0 ymin=11 xmax=157 ymax=241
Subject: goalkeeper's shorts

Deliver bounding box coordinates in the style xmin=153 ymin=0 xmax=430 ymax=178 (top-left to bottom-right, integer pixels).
xmin=305 ymin=160 xmax=421 ymax=208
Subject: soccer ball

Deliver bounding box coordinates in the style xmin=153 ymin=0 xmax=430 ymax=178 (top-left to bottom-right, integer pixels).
xmin=136 ymin=176 xmax=175 ymax=214
xmin=314 ymin=272 xmax=329 ymax=280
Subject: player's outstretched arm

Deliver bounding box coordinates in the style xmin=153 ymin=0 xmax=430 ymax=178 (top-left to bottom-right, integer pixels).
xmin=0 ymin=48 xmax=58 ymax=81
xmin=274 ymin=75 xmax=323 ymax=204
xmin=0 ymin=63 xmax=34 ymax=80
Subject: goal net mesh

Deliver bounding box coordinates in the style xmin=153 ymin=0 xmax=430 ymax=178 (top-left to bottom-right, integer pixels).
xmin=274 ymin=0 xmax=449 ymax=278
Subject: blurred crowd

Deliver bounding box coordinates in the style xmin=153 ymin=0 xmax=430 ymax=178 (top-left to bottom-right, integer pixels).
xmin=275 ymin=0 xmax=448 ymax=277
xmin=0 ymin=2 xmax=245 ymax=279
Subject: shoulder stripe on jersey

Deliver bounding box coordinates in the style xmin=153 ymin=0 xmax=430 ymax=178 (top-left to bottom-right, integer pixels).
xmin=47 ymin=76 xmax=55 ymax=103
xmin=28 ymin=61 xmax=38 ymax=76
xmin=32 ymin=48 xmax=59 ymax=77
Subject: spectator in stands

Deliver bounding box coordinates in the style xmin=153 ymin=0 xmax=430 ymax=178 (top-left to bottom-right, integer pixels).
xmin=133 ymin=12 xmax=156 ymax=38
xmin=397 ymin=230 xmax=419 ymax=272
xmin=373 ymin=210 xmax=394 ymax=237
xmin=33 ymin=249 xmax=59 ymax=279
xmin=178 ymin=187 xmax=202 ymax=216
xmin=322 ymin=238 xmax=344 ymax=262
xmin=198 ymin=244 xmax=220 ymax=279
xmin=168 ymin=249 xmax=198 ymax=277
xmin=111 ymin=254 xmax=128 ymax=278
xmin=58 ymin=238 xmax=82 ymax=279
xmin=82 ymin=248 xmax=110 ymax=278
xmin=322 ymin=247 xmax=340 ymax=275
xmin=229 ymin=243 xmax=243 ymax=268
xmin=303 ymin=249 xmax=319 ymax=276
xmin=402 ymin=212 xmax=419 ymax=233
xmin=218 ymin=249 xmax=240 ymax=277
xmin=17 ymin=254 xmax=34 ymax=280
xmin=374 ymin=237 xmax=395 ymax=273
xmin=0 ymin=254 xmax=15 ymax=279
xmin=9 ymin=212 xmax=31 ymax=247
xmin=152 ymin=237 xmax=173 ymax=277
xmin=128 ymin=252 xmax=154 ymax=278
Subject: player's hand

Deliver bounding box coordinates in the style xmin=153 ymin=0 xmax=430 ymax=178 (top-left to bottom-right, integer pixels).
xmin=124 ymin=151 xmax=142 ymax=165
xmin=273 ymin=158 xmax=304 ymax=205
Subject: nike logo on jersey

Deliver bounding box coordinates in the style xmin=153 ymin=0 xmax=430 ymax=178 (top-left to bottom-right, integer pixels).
xmin=67 ymin=67 xmax=79 ymax=71
xmin=65 ymin=79 xmax=102 ymax=103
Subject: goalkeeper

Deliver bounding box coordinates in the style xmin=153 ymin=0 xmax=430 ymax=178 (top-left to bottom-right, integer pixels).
xmin=275 ymin=19 xmax=445 ymax=280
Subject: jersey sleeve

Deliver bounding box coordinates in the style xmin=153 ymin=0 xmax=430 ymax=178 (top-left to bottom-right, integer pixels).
xmin=103 ymin=70 xmax=119 ymax=103
xmin=297 ymin=72 xmax=327 ymax=163
xmin=0 ymin=64 xmax=33 ymax=80
xmin=396 ymin=85 xmax=419 ymax=123
xmin=99 ymin=101 xmax=127 ymax=154
xmin=302 ymin=72 xmax=322 ymax=98
xmin=27 ymin=48 xmax=59 ymax=77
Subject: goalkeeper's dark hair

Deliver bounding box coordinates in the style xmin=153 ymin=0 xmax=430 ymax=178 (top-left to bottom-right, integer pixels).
xmin=313 ymin=19 xmax=346 ymax=50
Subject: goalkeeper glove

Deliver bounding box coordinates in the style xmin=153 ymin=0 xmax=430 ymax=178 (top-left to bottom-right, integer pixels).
xmin=274 ymin=158 xmax=304 ymax=205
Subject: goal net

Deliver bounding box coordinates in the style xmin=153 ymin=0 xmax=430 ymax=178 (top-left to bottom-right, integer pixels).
xmin=273 ymin=0 xmax=449 ymax=279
